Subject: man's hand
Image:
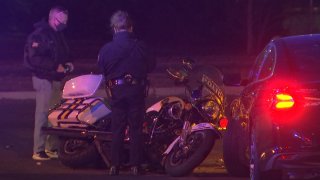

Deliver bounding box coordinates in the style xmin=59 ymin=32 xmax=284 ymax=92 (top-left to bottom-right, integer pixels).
xmin=56 ymin=64 xmax=65 ymax=73
xmin=56 ymin=63 xmax=74 ymax=73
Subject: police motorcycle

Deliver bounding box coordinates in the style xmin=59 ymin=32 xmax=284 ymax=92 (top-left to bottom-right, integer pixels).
xmin=158 ymin=59 xmax=228 ymax=176
xmin=43 ymin=58 xmax=227 ymax=176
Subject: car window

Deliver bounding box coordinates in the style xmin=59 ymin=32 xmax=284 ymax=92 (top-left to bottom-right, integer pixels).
xmin=258 ymin=46 xmax=275 ymax=80
xmin=286 ymin=38 xmax=320 ymax=81
xmin=248 ymin=48 xmax=266 ymax=82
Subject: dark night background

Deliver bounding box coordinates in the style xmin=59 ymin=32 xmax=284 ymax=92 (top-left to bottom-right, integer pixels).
xmin=1 ymin=0 xmax=320 ymax=62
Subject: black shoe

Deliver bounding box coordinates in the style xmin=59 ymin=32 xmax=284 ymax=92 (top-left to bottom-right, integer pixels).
xmin=109 ymin=166 xmax=119 ymax=176
xmin=32 ymin=151 xmax=50 ymax=161
xmin=131 ymin=166 xmax=141 ymax=176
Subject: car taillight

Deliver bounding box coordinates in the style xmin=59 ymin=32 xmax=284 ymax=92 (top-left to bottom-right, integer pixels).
xmin=274 ymin=93 xmax=295 ymax=109
xmin=257 ymin=79 xmax=306 ymax=124
xmin=264 ymin=80 xmax=305 ymax=124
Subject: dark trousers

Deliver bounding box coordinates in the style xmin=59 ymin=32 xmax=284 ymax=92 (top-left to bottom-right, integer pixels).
xmin=109 ymin=84 xmax=145 ymax=166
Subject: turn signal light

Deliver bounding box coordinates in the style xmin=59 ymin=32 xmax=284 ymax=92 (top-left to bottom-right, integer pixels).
xmin=275 ymin=93 xmax=294 ymax=109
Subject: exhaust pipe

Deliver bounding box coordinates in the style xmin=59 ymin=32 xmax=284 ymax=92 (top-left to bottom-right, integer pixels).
xmin=42 ymin=127 xmax=112 ymax=141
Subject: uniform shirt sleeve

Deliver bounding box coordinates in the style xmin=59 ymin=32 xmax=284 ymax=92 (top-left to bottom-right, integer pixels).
xmin=97 ymin=51 xmax=105 ymax=74
xmin=97 ymin=44 xmax=110 ymax=74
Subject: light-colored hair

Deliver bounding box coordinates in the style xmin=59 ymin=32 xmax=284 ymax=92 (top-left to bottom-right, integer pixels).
xmin=49 ymin=6 xmax=68 ymax=21
xmin=110 ymin=10 xmax=132 ymax=31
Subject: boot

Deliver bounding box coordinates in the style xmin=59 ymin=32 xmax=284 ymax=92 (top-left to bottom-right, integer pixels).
xmin=109 ymin=166 xmax=119 ymax=176
xmin=131 ymin=166 xmax=141 ymax=176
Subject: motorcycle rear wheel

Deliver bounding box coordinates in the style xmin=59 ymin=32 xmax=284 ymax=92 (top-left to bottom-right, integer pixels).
xmin=164 ymin=129 xmax=216 ymax=177
xmin=59 ymin=138 xmax=99 ymax=168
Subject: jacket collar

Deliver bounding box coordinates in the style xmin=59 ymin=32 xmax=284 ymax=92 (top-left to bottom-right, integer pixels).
xmin=113 ymin=31 xmax=134 ymax=41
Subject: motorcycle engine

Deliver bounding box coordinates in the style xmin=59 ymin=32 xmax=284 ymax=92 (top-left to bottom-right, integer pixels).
xmin=201 ymin=100 xmax=220 ymax=120
xmin=167 ymin=102 xmax=183 ymax=120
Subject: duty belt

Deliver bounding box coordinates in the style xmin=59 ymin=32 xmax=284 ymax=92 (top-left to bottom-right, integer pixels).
xmin=108 ymin=74 xmax=145 ymax=88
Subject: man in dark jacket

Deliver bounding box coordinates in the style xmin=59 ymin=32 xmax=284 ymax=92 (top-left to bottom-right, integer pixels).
xmin=24 ymin=6 xmax=74 ymax=160
xmin=98 ymin=10 xmax=156 ymax=176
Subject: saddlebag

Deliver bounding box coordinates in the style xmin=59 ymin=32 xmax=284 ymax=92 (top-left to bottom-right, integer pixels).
xmin=48 ymin=97 xmax=111 ymax=128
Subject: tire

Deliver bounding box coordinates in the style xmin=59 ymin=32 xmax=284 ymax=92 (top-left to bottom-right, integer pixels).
xmin=250 ymin=119 xmax=282 ymax=180
xmin=223 ymin=119 xmax=249 ymax=177
xmin=164 ymin=130 xmax=216 ymax=177
xmin=250 ymin=126 xmax=261 ymax=180
xmin=59 ymin=138 xmax=100 ymax=168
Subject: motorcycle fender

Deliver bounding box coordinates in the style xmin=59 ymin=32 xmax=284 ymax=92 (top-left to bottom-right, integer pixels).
xmin=191 ymin=123 xmax=215 ymax=132
xmin=163 ymin=123 xmax=221 ymax=156
xmin=163 ymin=136 xmax=180 ymax=156
xmin=191 ymin=123 xmax=221 ymax=138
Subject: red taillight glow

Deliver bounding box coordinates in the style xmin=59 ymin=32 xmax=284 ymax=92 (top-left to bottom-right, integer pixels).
xmin=261 ymin=80 xmax=305 ymax=124
xmin=275 ymin=93 xmax=295 ymax=109
xmin=219 ymin=117 xmax=228 ymax=129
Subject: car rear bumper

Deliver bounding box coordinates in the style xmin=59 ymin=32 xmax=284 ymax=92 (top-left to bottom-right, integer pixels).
xmin=264 ymin=150 xmax=320 ymax=171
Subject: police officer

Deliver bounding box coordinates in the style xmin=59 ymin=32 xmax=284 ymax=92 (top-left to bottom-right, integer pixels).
xmin=97 ymin=10 xmax=156 ymax=175
xmin=24 ymin=6 xmax=74 ymax=160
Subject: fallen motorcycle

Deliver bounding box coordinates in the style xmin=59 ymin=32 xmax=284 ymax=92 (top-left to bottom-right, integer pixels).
xmin=43 ymin=58 xmax=227 ymax=176
xmin=159 ymin=59 xmax=228 ymax=176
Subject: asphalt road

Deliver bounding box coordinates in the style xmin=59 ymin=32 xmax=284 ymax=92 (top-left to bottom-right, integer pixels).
xmin=0 ymin=98 xmax=248 ymax=180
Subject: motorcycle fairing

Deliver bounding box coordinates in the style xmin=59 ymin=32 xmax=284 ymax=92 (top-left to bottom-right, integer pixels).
xmin=201 ymin=74 xmax=225 ymax=104
xmin=62 ymin=74 xmax=103 ymax=99
xmin=146 ymin=96 xmax=185 ymax=113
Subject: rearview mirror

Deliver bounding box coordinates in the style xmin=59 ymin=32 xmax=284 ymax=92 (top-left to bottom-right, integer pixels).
xmin=182 ymin=58 xmax=195 ymax=71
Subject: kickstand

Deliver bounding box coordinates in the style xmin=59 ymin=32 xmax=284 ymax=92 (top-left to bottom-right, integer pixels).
xmin=94 ymin=139 xmax=111 ymax=168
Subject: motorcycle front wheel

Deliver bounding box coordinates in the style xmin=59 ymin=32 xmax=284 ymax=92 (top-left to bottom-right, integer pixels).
xmin=164 ymin=129 xmax=216 ymax=177
xmin=59 ymin=138 xmax=100 ymax=168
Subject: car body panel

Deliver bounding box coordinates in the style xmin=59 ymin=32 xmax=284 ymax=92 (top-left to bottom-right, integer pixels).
xmin=229 ymin=34 xmax=320 ymax=176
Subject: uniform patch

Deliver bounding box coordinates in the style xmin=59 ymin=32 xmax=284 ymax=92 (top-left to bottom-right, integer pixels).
xmin=31 ymin=42 xmax=39 ymax=48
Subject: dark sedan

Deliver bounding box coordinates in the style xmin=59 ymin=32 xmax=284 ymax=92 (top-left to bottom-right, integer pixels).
xmin=223 ymin=34 xmax=320 ymax=180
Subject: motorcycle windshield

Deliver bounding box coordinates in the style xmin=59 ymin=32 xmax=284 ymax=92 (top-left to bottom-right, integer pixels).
xmin=187 ymin=65 xmax=225 ymax=103
xmin=62 ymin=74 xmax=103 ymax=99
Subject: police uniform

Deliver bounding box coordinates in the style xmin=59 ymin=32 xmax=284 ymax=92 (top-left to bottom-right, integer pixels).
xmin=98 ymin=31 xmax=155 ymax=168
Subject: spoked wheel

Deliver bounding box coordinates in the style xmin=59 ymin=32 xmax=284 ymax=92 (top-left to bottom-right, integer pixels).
xmin=164 ymin=130 xmax=216 ymax=177
xmin=59 ymin=138 xmax=99 ymax=168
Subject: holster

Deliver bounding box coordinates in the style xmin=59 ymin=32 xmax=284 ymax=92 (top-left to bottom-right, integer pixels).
xmin=105 ymin=86 xmax=112 ymax=98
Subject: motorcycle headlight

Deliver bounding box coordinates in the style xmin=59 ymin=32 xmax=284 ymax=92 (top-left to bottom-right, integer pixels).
xmin=168 ymin=102 xmax=183 ymax=120
xmin=201 ymin=100 xmax=220 ymax=120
